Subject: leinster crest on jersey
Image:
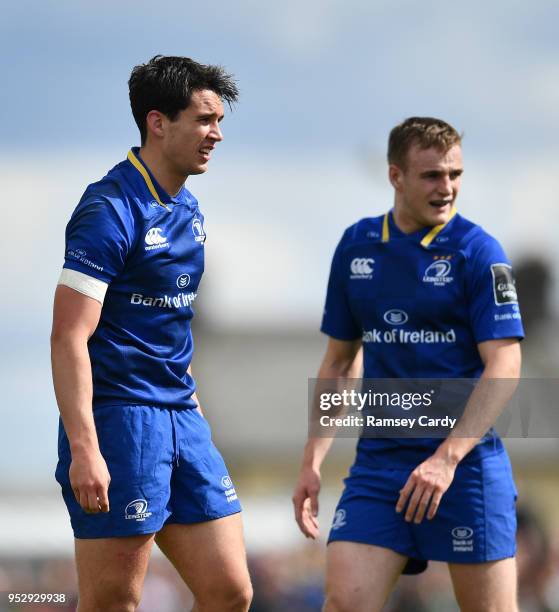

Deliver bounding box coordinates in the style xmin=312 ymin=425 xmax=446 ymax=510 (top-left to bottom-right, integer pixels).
xmin=192 ymin=217 xmax=206 ymax=244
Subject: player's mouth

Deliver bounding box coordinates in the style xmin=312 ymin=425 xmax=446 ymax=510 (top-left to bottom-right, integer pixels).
xmin=198 ymin=146 xmax=214 ymax=162
xmin=429 ymin=199 xmax=453 ymax=208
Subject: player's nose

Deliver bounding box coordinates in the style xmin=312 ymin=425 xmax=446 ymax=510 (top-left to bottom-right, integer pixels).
xmin=209 ymin=121 xmax=223 ymax=142
xmin=438 ymin=175 xmax=453 ymax=196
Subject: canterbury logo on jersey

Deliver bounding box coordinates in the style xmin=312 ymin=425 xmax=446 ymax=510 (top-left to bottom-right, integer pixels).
xmin=350 ymin=258 xmax=374 ymax=279
xmin=144 ymin=227 xmax=169 ymax=251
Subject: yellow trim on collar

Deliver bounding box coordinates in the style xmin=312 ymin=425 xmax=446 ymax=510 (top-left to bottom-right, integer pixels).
xmin=382 ymin=208 xmax=457 ymax=247
xmin=382 ymin=212 xmax=390 ymax=243
xmin=127 ymin=149 xmax=170 ymax=211
xmin=420 ymin=207 xmax=457 ymax=248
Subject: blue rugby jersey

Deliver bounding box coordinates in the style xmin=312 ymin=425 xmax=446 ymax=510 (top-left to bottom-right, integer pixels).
xmin=62 ymin=148 xmax=207 ymax=410
xmin=321 ymin=209 xmax=524 ymax=465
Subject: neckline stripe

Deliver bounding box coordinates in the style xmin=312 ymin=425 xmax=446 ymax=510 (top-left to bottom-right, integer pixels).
xmin=127 ymin=149 xmax=170 ymax=211
xmin=382 ymin=208 xmax=457 ymax=247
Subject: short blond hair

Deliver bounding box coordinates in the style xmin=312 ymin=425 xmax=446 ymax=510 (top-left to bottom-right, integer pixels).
xmin=388 ymin=117 xmax=462 ymax=169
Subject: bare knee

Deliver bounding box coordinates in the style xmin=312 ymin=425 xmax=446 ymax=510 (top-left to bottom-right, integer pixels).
xmin=459 ymin=603 xmax=517 ymax=612
xmin=194 ymin=578 xmax=253 ymax=612
xmin=323 ymin=593 xmax=353 ymax=612
xmin=228 ymin=580 xmax=253 ymax=611
xmin=324 ymin=589 xmax=379 ymax=612
xmin=77 ymin=565 xmax=145 ymax=612
xmin=78 ymin=584 xmax=142 ymax=612
xmin=457 ymin=597 xmax=518 ymax=612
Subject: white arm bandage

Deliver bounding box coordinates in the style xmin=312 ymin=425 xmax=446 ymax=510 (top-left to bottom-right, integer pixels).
xmin=58 ymin=269 xmax=109 ymax=305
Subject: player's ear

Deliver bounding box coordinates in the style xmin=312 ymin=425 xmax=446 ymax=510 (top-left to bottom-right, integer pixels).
xmin=145 ymin=110 xmax=165 ymax=141
xmin=388 ymin=164 xmax=404 ymax=191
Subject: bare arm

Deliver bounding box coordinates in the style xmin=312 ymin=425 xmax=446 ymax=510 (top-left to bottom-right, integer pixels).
xmin=51 ymin=285 xmax=110 ymax=513
xmin=433 ymin=338 xmax=521 ymax=463
xmin=396 ymin=338 xmax=521 ymax=523
xmin=293 ymin=337 xmax=362 ymax=538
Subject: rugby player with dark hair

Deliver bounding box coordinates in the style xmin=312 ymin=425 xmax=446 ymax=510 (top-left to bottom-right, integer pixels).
xmin=52 ymin=55 xmax=252 ymax=611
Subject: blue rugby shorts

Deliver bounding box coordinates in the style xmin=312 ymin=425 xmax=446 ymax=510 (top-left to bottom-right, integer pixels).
xmin=328 ymin=451 xmax=517 ymax=574
xmin=55 ymin=405 xmax=241 ymax=538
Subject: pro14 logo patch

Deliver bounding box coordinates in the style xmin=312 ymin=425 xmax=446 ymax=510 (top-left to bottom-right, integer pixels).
xmin=491 ymin=264 xmax=518 ymax=305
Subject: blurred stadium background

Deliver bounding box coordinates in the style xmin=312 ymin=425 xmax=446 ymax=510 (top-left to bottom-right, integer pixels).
xmin=1 ymin=1 xmax=559 ymax=610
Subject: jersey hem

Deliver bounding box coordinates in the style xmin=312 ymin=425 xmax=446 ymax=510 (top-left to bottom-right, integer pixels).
xmin=474 ymin=332 xmax=525 ymax=343
xmin=92 ymin=401 xmax=198 ymax=412
xmin=354 ymin=442 xmax=506 ymax=469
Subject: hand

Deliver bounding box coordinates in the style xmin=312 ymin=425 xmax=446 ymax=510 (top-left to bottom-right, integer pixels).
xmin=396 ymin=455 xmax=457 ymax=523
xmin=69 ymin=449 xmax=111 ymax=514
xmin=292 ymin=466 xmax=321 ymax=539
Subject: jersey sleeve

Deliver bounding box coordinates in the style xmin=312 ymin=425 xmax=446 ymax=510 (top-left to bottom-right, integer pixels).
xmin=320 ymin=235 xmax=362 ymax=341
xmin=62 ymin=195 xmax=135 ymax=284
xmin=466 ymin=234 xmax=524 ymax=343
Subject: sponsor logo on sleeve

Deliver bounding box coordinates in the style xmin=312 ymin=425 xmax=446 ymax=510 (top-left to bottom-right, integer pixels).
xmin=66 ymin=248 xmax=104 ymax=272
xmin=491 ymin=263 xmax=518 ymax=305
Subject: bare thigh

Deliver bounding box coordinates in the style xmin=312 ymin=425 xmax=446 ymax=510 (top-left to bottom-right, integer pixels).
xmin=449 ymin=557 xmax=518 ymax=612
xmin=155 ymin=513 xmax=252 ymax=612
xmin=75 ymin=534 xmax=155 ymax=612
xmin=324 ymin=541 xmax=408 ymax=612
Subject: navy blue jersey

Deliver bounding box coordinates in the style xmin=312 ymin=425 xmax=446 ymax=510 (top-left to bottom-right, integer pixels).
xmin=62 ymin=148 xmax=207 ymax=410
xmin=321 ymin=210 xmax=524 ymax=465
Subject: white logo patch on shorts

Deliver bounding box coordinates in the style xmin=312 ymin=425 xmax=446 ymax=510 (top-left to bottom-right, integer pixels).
xmin=331 ymin=508 xmax=347 ymax=530
xmin=452 ymin=526 xmax=474 ymax=552
xmin=221 ymin=475 xmax=237 ymax=503
xmin=125 ymin=499 xmax=153 ymax=522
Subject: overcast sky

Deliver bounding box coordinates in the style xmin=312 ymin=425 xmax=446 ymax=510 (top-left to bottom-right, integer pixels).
xmin=1 ymin=1 xmax=558 ymax=484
